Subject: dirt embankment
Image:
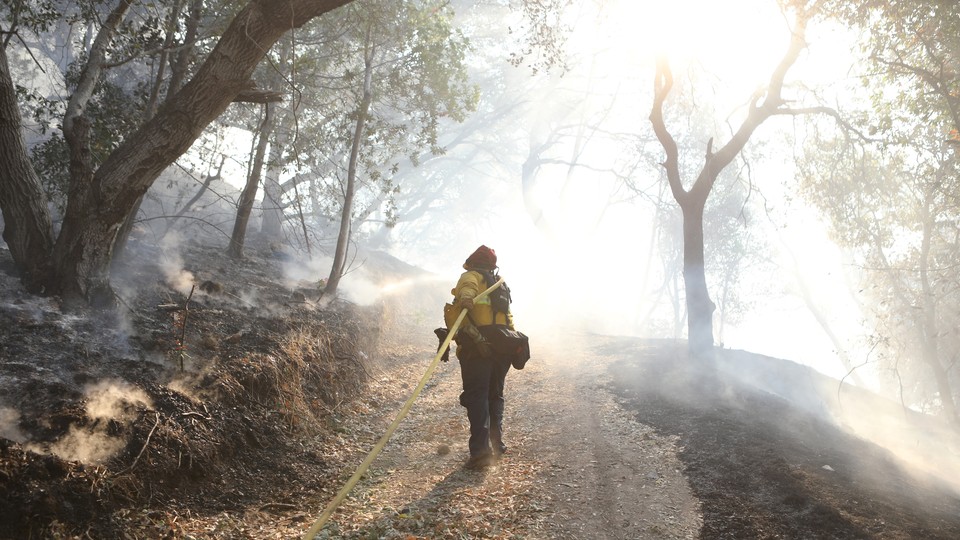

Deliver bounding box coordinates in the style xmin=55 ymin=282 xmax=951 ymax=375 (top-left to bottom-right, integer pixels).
xmin=0 ymin=243 xmax=385 ymax=538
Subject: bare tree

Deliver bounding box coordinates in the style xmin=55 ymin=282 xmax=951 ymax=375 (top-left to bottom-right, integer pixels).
xmin=649 ymin=4 xmax=817 ymax=357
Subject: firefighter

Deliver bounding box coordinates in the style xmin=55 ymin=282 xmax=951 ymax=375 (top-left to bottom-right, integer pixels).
xmin=451 ymin=245 xmax=515 ymax=469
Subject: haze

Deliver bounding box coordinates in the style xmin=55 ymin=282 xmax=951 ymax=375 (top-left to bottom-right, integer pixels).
xmin=3 ymin=0 xmax=958 ymax=482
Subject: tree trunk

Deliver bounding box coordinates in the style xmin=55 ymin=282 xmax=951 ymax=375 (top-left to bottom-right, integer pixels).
xmin=228 ymin=102 xmax=275 ymax=258
xmin=261 ymin=120 xmax=289 ymax=241
xmin=681 ymin=198 xmax=715 ymax=357
xmin=55 ymin=0 xmax=132 ymax=303
xmin=0 ymin=46 xmax=55 ymax=291
xmin=114 ymin=0 xmax=186 ymax=262
xmin=42 ymin=0 xmax=352 ymax=305
xmin=325 ymin=30 xmax=374 ymax=296
xmin=168 ymin=0 xmax=204 ymax=98
xmin=918 ymin=206 xmax=959 ymax=425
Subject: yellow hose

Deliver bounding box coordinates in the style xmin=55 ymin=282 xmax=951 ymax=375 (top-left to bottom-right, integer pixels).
xmin=302 ymin=277 xmax=505 ymax=539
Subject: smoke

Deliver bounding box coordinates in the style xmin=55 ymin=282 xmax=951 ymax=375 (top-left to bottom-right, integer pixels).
xmin=0 ymin=407 xmax=25 ymax=443
xmin=714 ymin=349 xmax=960 ymax=497
xmin=281 ymin=254 xmax=390 ymax=306
xmin=84 ymin=380 xmax=152 ymax=421
xmin=831 ymin=386 xmax=960 ymax=496
xmin=167 ymin=378 xmax=200 ymax=402
xmin=45 ymin=426 xmax=127 ymax=464
xmin=159 ymin=231 xmax=196 ymax=294
xmin=34 ymin=381 xmax=153 ymax=464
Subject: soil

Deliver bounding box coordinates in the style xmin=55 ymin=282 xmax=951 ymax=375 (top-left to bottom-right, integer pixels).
xmin=2 ymin=240 xmax=960 ymax=539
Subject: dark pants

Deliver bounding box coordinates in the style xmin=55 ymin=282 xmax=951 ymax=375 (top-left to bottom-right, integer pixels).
xmin=458 ymin=346 xmax=511 ymax=458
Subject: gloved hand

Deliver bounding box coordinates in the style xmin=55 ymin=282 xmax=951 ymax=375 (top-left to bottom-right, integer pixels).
xmin=434 ymin=328 xmax=451 ymax=362
xmin=459 ymin=296 xmax=475 ymax=310
xmin=475 ymin=339 xmax=493 ymax=358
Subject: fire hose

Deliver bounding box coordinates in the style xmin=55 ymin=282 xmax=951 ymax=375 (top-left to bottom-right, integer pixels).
xmin=302 ymin=277 xmax=505 ymax=539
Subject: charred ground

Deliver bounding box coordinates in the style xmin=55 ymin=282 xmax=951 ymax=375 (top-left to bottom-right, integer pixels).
xmin=602 ymin=339 xmax=960 ymax=540
xmin=0 ymin=240 xmax=386 ymax=538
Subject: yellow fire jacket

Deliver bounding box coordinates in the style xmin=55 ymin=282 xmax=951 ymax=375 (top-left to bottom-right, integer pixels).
xmin=452 ymin=269 xmax=514 ymax=329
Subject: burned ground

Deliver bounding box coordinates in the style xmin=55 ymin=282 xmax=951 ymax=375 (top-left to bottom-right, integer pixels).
xmin=0 ymin=241 xmax=385 ymax=538
xmin=604 ymin=339 xmax=960 ymax=539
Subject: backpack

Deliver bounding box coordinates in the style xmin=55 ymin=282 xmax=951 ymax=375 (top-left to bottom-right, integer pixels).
xmin=478 ymin=269 xmax=511 ymax=319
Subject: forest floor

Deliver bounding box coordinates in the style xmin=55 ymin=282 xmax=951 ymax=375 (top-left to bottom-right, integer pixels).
xmin=2 ymin=240 xmax=960 ymax=539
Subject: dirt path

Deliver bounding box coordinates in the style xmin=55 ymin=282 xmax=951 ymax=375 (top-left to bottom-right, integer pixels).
xmin=283 ymin=336 xmax=702 ymax=539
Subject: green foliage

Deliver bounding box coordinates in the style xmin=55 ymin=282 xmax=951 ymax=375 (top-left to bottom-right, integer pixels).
xmin=807 ymin=0 xmax=960 ymax=413
xmin=1 ymin=0 xmax=63 ymax=33
xmin=798 ymin=118 xmax=960 ymax=412
xmin=1 ymin=1 xmax=120 ymax=35
xmin=5 ymin=0 xmax=218 ymax=213
xmin=269 ymin=0 xmax=479 ymax=237
xmin=826 ymin=0 xmax=960 ymax=142
xmin=29 ymin=74 xmax=143 ymax=213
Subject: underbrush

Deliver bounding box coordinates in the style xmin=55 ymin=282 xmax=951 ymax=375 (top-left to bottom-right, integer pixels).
xmin=0 ymin=244 xmax=385 ymax=539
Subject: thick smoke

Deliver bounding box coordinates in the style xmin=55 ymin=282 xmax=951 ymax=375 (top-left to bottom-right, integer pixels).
xmin=159 ymin=232 xmax=197 ymax=295
xmin=33 ymin=381 xmax=153 ymax=464
xmin=0 ymin=407 xmax=25 ymax=443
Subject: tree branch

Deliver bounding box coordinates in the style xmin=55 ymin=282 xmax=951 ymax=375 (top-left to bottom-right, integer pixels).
xmin=649 ymin=57 xmax=686 ymax=205
xmin=771 ymin=105 xmax=880 ymax=143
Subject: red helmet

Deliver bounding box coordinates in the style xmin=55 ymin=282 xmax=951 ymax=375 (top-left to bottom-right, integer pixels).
xmin=464 ymin=245 xmax=497 ymax=269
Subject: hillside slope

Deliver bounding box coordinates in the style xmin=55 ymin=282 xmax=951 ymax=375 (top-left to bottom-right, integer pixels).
xmin=603 ymin=338 xmax=960 ymax=539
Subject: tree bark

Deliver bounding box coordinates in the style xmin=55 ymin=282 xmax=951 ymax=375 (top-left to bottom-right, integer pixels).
xmin=228 ymin=102 xmax=275 ymax=258
xmin=114 ymin=0 xmax=186 ymax=263
xmin=680 ymin=198 xmax=714 ymax=357
xmin=0 ymin=46 xmax=55 ymax=291
xmin=260 ymin=40 xmax=293 ymax=242
xmin=168 ymin=0 xmax=205 ymax=99
xmin=261 ymin=116 xmax=290 ymax=241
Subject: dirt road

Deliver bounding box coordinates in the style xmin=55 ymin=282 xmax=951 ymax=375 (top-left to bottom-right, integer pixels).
xmin=285 ymin=335 xmax=701 ymax=539
xmin=289 ymin=333 xmax=960 ymax=540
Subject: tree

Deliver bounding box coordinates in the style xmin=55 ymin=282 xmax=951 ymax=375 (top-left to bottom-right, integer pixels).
xmin=0 ymin=0 xmax=353 ymax=307
xmin=824 ymin=0 xmax=960 ymax=143
xmin=799 ymin=0 xmax=960 ymax=424
xmin=799 ymin=127 xmax=960 ymax=424
xmin=227 ymin=101 xmax=277 ymax=258
xmin=648 ymin=2 xmax=818 ymax=357
xmin=621 ymin=79 xmax=773 ymax=343
xmin=320 ymin=0 xmax=478 ymax=296
xmin=113 ymin=0 xmax=213 ymax=259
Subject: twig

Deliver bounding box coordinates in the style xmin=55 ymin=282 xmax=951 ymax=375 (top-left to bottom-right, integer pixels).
xmin=112 ymin=290 xmax=141 ymax=317
xmin=259 ymin=502 xmax=297 ymax=512
xmin=118 ymin=411 xmax=161 ymax=475
xmin=178 ymin=285 xmax=196 ymax=371
xmin=838 ymin=340 xmax=880 ymax=407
